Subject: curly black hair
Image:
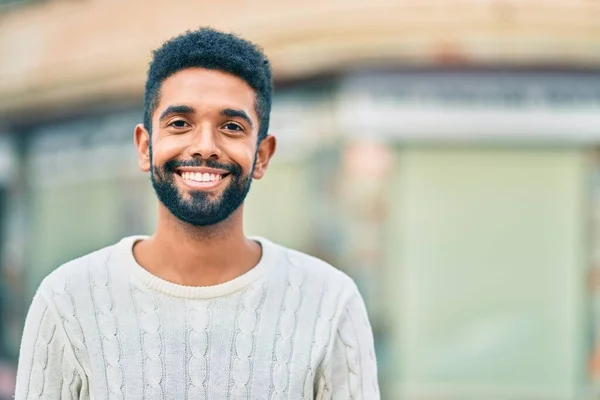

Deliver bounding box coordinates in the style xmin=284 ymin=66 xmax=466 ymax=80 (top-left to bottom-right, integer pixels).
xmin=143 ymin=27 xmax=273 ymax=142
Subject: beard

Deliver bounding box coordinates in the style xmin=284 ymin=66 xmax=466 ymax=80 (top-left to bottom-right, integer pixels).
xmin=149 ymin=148 xmax=256 ymax=227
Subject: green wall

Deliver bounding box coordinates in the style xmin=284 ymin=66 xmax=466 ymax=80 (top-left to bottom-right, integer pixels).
xmin=386 ymin=148 xmax=588 ymax=398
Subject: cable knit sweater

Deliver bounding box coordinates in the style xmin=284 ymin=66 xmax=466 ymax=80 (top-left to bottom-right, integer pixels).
xmin=14 ymin=236 xmax=380 ymax=399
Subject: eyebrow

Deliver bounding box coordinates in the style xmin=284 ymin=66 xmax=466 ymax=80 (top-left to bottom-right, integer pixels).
xmin=221 ymin=108 xmax=254 ymax=129
xmin=159 ymin=105 xmax=196 ymax=122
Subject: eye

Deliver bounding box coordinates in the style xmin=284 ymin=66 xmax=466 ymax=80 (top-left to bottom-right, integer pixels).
xmin=169 ymin=120 xmax=189 ymax=128
xmin=223 ymin=122 xmax=243 ymax=132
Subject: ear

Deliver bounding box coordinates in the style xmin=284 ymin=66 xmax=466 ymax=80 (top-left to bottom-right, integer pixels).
xmin=252 ymin=135 xmax=277 ymax=180
xmin=134 ymin=124 xmax=152 ymax=172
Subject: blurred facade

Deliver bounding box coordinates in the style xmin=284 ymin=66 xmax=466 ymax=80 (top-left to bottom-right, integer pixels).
xmin=1 ymin=1 xmax=600 ymax=399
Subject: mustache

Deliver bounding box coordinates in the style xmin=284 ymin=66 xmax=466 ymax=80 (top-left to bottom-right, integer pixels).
xmin=163 ymin=159 xmax=240 ymax=175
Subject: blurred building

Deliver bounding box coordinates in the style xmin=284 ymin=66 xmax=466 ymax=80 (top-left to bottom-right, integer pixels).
xmin=1 ymin=1 xmax=600 ymax=399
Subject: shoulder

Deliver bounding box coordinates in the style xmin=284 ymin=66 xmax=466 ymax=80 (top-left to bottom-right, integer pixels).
xmin=35 ymin=241 xmax=120 ymax=304
xmin=284 ymin=247 xmax=355 ymax=286
xmin=268 ymin=240 xmax=361 ymax=305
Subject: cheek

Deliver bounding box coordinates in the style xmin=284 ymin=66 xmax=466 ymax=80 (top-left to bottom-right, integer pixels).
xmin=152 ymin=136 xmax=186 ymax=163
xmin=232 ymin=145 xmax=258 ymax=173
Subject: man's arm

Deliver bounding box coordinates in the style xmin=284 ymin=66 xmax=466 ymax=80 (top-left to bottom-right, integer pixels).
xmin=316 ymin=285 xmax=380 ymax=399
xmin=14 ymin=289 xmax=85 ymax=400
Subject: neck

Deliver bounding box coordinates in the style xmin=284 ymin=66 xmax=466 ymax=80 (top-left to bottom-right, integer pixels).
xmin=134 ymin=203 xmax=262 ymax=287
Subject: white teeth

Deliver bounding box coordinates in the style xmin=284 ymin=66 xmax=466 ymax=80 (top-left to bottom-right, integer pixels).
xmin=181 ymin=172 xmax=223 ymax=182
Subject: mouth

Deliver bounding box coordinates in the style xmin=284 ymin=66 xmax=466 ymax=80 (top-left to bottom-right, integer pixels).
xmin=175 ymin=170 xmax=232 ymax=190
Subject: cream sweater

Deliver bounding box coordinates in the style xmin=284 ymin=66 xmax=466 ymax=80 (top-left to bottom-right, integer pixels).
xmin=14 ymin=236 xmax=380 ymax=399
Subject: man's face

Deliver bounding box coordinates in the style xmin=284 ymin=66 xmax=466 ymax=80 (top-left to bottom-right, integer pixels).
xmin=134 ymin=68 xmax=275 ymax=227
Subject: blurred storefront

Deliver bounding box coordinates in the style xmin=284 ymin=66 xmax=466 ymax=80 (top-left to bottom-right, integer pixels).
xmin=1 ymin=1 xmax=600 ymax=399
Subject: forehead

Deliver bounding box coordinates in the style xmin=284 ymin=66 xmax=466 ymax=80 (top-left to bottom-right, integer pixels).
xmin=155 ymin=68 xmax=258 ymax=119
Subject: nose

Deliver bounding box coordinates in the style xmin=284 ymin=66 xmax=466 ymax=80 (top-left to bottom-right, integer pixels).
xmin=187 ymin=125 xmax=222 ymax=160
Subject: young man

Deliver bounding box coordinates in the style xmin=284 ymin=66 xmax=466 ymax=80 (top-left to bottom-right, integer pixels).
xmin=15 ymin=28 xmax=379 ymax=399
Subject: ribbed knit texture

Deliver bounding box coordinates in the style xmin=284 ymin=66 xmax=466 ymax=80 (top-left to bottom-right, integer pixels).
xmin=14 ymin=236 xmax=380 ymax=399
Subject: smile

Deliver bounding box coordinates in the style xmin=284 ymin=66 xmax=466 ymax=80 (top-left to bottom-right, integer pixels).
xmin=175 ymin=171 xmax=231 ymax=190
xmin=181 ymin=171 xmax=226 ymax=182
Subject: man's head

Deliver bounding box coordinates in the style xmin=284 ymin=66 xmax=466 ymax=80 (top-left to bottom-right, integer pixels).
xmin=143 ymin=27 xmax=273 ymax=141
xmin=134 ymin=27 xmax=276 ymax=227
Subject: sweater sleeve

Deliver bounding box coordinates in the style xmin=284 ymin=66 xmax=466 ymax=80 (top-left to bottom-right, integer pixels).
xmin=14 ymin=289 xmax=86 ymax=400
xmin=316 ymin=286 xmax=381 ymax=400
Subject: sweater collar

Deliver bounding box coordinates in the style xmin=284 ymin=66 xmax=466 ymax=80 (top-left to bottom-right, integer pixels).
xmin=117 ymin=235 xmax=279 ymax=299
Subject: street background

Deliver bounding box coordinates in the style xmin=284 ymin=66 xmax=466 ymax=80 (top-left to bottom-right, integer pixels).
xmin=1 ymin=1 xmax=600 ymax=399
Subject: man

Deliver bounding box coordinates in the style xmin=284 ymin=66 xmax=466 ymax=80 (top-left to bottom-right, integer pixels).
xmin=15 ymin=28 xmax=379 ymax=399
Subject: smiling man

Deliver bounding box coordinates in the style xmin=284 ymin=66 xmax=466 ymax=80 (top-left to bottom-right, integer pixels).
xmin=14 ymin=28 xmax=380 ymax=399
